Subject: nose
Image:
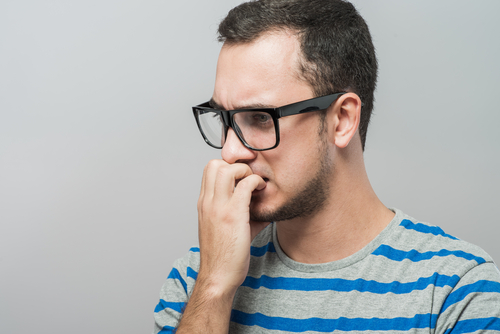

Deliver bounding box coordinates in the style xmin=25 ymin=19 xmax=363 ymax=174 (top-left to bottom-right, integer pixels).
xmin=221 ymin=127 xmax=258 ymax=164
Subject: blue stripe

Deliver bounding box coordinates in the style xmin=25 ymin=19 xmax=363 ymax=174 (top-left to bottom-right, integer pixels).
xmin=231 ymin=310 xmax=438 ymax=332
xmin=251 ymin=242 xmax=276 ymax=257
xmin=441 ymin=280 xmax=500 ymax=313
xmin=187 ymin=267 xmax=198 ymax=280
xmin=158 ymin=325 xmax=176 ymax=333
xmin=372 ymin=245 xmax=486 ymax=264
xmin=167 ymin=268 xmax=187 ymax=293
xmin=154 ymin=300 xmax=185 ymax=313
xmin=241 ymin=272 xmax=459 ymax=294
xmin=443 ymin=317 xmax=500 ymax=334
xmin=188 ymin=244 xmax=275 ymax=257
xmin=400 ymin=219 xmax=458 ymax=240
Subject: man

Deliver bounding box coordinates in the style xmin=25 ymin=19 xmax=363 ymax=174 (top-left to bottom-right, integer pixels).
xmin=154 ymin=0 xmax=500 ymax=333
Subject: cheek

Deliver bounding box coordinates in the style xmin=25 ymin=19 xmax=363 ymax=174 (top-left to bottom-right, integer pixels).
xmin=271 ymin=116 xmax=322 ymax=188
xmin=280 ymin=114 xmax=322 ymax=157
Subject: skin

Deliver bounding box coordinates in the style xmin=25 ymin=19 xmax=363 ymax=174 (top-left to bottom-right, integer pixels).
xmin=176 ymin=31 xmax=394 ymax=333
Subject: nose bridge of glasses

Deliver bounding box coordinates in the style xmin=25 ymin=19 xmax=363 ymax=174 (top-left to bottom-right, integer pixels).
xmin=220 ymin=110 xmax=232 ymax=127
xmin=221 ymin=110 xmax=248 ymax=141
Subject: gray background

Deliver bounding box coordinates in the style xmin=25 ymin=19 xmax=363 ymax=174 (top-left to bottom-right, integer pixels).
xmin=1 ymin=0 xmax=499 ymax=333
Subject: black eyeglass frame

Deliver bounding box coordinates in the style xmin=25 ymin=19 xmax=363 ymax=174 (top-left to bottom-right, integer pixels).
xmin=192 ymin=92 xmax=347 ymax=151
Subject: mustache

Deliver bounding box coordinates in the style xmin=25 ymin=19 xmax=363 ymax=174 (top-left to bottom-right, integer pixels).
xmin=245 ymin=164 xmax=272 ymax=180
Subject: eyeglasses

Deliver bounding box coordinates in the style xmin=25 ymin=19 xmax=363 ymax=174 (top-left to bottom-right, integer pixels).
xmin=192 ymin=92 xmax=346 ymax=151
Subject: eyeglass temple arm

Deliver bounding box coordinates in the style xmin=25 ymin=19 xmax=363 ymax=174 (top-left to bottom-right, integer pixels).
xmin=278 ymin=93 xmax=347 ymax=118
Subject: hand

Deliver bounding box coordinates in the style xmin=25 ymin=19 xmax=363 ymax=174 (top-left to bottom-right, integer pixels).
xmin=196 ymin=159 xmax=267 ymax=296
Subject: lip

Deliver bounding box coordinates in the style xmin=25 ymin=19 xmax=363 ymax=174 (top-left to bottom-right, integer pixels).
xmin=245 ymin=164 xmax=271 ymax=190
xmin=252 ymin=186 xmax=266 ymax=196
xmin=234 ymin=177 xmax=268 ymax=189
xmin=257 ymin=176 xmax=269 ymax=188
xmin=251 ymin=171 xmax=269 ymax=182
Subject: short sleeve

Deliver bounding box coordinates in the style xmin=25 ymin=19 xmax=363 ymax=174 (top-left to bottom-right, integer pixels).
xmin=152 ymin=247 xmax=200 ymax=334
xmin=435 ymin=261 xmax=500 ymax=333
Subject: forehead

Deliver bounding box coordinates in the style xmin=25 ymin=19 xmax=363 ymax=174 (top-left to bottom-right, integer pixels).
xmin=213 ymin=31 xmax=313 ymax=110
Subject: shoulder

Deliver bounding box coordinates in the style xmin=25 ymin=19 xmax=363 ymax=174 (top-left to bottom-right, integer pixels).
xmin=162 ymin=246 xmax=201 ymax=298
xmin=372 ymin=210 xmax=500 ymax=329
xmin=153 ymin=247 xmax=200 ymax=332
xmin=367 ymin=209 xmax=500 ymax=305
xmin=374 ymin=210 xmax=496 ymax=277
xmin=173 ymin=246 xmax=201 ymax=274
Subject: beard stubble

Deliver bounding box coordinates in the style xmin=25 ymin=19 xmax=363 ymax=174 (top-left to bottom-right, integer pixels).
xmin=249 ymin=134 xmax=333 ymax=223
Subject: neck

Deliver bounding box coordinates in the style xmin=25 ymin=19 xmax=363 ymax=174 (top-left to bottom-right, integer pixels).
xmin=276 ymin=141 xmax=394 ymax=264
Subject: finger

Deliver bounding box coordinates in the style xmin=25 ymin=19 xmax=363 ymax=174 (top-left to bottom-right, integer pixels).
xmin=199 ymin=164 xmax=207 ymax=199
xmin=212 ymin=163 xmax=255 ymax=202
xmin=231 ymin=174 xmax=266 ymax=206
xmin=201 ymin=159 xmax=228 ymax=200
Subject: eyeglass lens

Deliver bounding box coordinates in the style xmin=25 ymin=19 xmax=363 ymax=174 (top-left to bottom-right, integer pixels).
xmin=197 ymin=110 xmax=277 ymax=150
xmin=232 ymin=111 xmax=276 ymax=149
xmin=198 ymin=110 xmax=225 ymax=148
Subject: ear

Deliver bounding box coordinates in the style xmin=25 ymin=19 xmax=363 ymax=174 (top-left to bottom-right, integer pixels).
xmin=328 ymin=93 xmax=361 ymax=148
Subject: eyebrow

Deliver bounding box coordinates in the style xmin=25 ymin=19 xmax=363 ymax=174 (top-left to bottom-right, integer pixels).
xmin=209 ymin=98 xmax=277 ymax=111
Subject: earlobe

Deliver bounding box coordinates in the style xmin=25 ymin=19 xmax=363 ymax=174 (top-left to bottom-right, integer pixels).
xmin=332 ymin=93 xmax=362 ymax=148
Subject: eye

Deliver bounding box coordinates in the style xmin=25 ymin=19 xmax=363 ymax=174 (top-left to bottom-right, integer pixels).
xmin=243 ymin=112 xmax=274 ymax=130
xmin=211 ymin=113 xmax=223 ymax=123
xmin=233 ymin=111 xmax=274 ymax=130
xmin=253 ymin=113 xmax=270 ymax=123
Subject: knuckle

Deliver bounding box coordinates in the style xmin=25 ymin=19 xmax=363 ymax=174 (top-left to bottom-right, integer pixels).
xmin=206 ymin=159 xmax=217 ymax=168
xmin=206 ymin=159 xmax=223 ymax=170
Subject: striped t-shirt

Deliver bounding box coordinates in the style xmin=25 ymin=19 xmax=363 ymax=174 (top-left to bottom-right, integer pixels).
xmin=153 ymin=209 xmax=500 ymax=333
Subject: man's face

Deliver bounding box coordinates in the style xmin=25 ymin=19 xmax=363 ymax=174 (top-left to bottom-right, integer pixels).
xmin=212 ymin=31 xmax=334 ymax=222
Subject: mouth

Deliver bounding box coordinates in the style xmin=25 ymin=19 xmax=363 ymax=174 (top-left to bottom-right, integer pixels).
xmin=234 ymin=177 xmax=269 ymax=189
xmin=252 ymin=177 xmax=269 ymax=195
xmin=258 ymin=176 xmax=270 ymax=188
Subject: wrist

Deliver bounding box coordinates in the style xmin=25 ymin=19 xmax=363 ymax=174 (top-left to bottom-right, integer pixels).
xmin=193 ymin=274 xmax=239 ymax=303
xmin=176 ymin=276 xmax=236 ymax=334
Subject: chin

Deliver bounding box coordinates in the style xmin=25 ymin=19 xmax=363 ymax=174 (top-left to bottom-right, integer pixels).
xmin=249 ymin=198 xmax=275 ymax=223
xmin=250 ymin=186 xmax=271 ymax=207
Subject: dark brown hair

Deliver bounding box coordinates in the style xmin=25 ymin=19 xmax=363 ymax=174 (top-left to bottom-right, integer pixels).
xmin=218 ymin=0 xmax=378 ymax=150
